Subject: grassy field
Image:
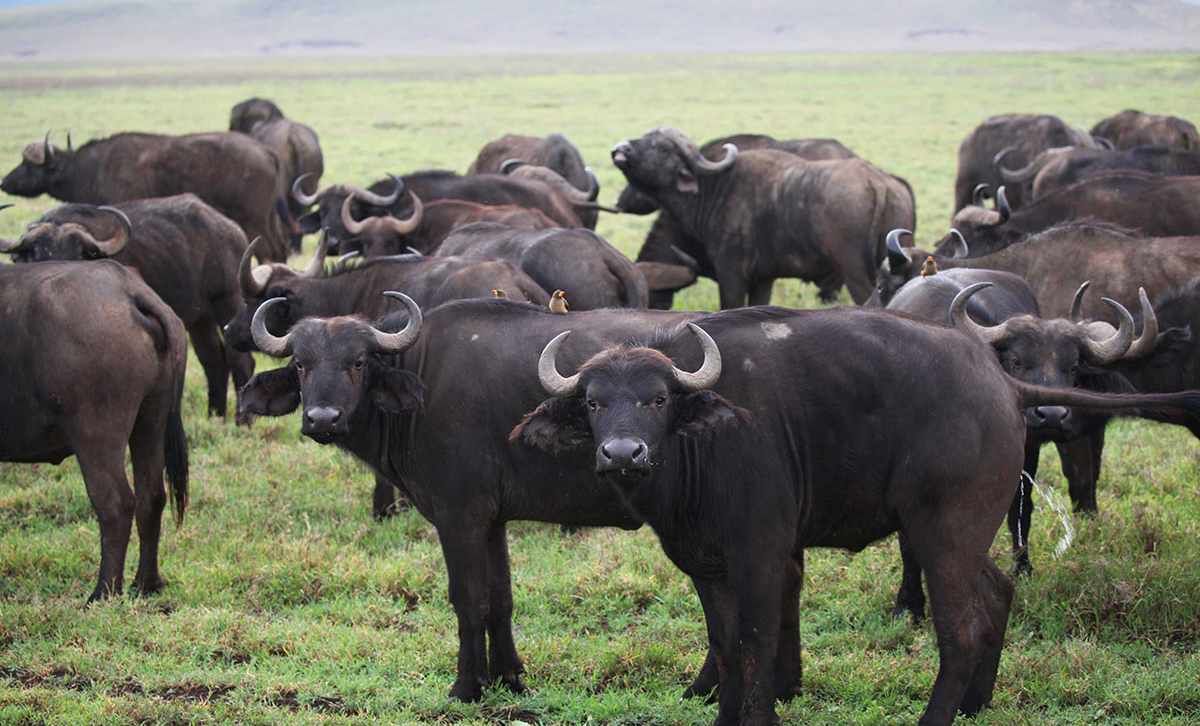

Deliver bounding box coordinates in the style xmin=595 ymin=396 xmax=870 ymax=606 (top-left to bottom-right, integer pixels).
xmin=2 ymin=53 xmax=1200 ymax=725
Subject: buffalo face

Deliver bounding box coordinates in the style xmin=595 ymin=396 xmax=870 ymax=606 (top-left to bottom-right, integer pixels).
xmin=238 ymin=292 xmax=424 ymax=441
xmin=513 ymin=324 xmax=745 ymax=487
xmin=612 ymin=128 xmax=737 ymax=198
xmin=2 ymin=205 xmax=132 ymax=263
xmin=225 ymin=236 xmax=332 ymax=352
xmin=1 ymin=139 xmax=66 ymax=197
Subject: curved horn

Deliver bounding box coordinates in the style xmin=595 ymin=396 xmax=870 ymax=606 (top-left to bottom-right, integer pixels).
xmin=238 ymin=237 xmax=269 ymax=297
xmin=1123 ymin=287 xmax=1159 ymax=359
xmin=585 ymin=167 xmax=600 ymax=201
xmin=369 ymin=291 xmax=423 ymax=353
xmin=948 ymin=228 xmax=970 ymax=258
xmin=250 ymin=297 xmax=293 ymax=357
xmin=1080 ymin=297 xmax=1136 ymax=364
xmin=669 ymin=244 xmax=700 ymax=272
xmin=499 ymin=158 xmax=527 ymax=174
xmin=66 ymin=131 xmax=72 ymax=153
xmin=1069 ymin=281 xmax=1091 ymax=322
xmin=948 ymin=282 xmax=1011 ymax=344
xmin=302 ymin=230 xmax=330 ymax=277
xmin=537 ymin=330 xmax=581 ymax=396
xmin=693 ymin=143 xmax=738 ymax=174
xmin=671 ymin=323 xmax=722 ymax=391
xmin=993 ymin=186 xmax=1011 ymax=225
xmin=340 ymin=194 xmax=368 ymax=236
xmin=885 ymin=228 xmax=913 ymax=268
xmin=378 ymin=192 xmax=423 ymax=237
xmin=82 ymin=205 xmax=132 ymax=256
xmin=351 ymin=175 xmax=403 ymax=207
xmin=291 ymin=173 xmax=320 ymax=206
xmin=972 ymin=183 xmax=992 ymax=206
xmin=993 ymin=146 xmax=1042 ymax=183
xmin=43 ymin=130 xmax=53 ymax=163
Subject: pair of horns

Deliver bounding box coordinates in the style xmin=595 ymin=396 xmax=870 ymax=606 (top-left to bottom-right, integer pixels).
xmin=0 ymin=205 xmax=130 ymax=256
xmin=251 ymin=291 xmax=422 ymax=357
xmin=238 ymin=231 xmax=331 ymax=297
xmin=292 ymin=173 xmax=403 ymax=208
xmin=537 ymin=323 xmax=722 ymax=396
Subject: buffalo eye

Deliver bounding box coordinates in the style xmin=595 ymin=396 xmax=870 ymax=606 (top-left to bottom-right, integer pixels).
xmin=654 ymin=395 xmax=667 ymax=408
xmin=294 ymin=361 xmax=305 ymax=374
xmin=352 ymin=358 xmax=365 ymax=371
xmin=587 ymin=399 xmax=599 ymax=412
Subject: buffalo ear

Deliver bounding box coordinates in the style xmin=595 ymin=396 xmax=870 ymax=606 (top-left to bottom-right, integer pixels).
xmin=675 ymin=390 xmax=750 ymax=437
xmin=370 ymin=365 xmax=424 ymax=414
xmin=675 ymin=169 xmax=699 ymax=194
xmin=297 ymin=211 xmax=322 ymax=235
xmin=239 ymin=365 xmax=300 ymax=417
xmin=509 ymin=397 xmax=591 ymax=454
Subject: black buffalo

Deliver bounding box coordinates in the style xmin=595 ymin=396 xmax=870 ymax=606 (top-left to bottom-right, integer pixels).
xmin=1091 ymin=110 xmax=1200 ymax=151
xmin=230 ymin=97 xmax=324 ymax=252
xmin=995 ymin=144 xmax=1200 ymax=202
xmin=0 ymin=261 xmax=188 ymax=601
xmin=2 ymin=196 xmax=254 ymax=420
xmin=513 ymin=306 xmax=1200 ymax=725
xmin=612 ymin=128 xmax=913 ymax=307
xmin=336 ymin=190 xmax=555 ymax=257
xmin=436 ymin=222 xmax=649 ymax=310
xmin=886 ymin=270 xmax=1159 ymax=588
xmin=614 ymin=133 xmax=885 ymax=309
xmin=293 ymin=172 xmax=595 ymax=249
xmin=0 ymin=131 xmax=292 ymax=262
xmin=939 ymin=174 xmax=1200 ymax=257
xmin=467 ymin=133 xmax=597 ymax=228
xmin=954 ymin=114 xmax=1103 ymax=213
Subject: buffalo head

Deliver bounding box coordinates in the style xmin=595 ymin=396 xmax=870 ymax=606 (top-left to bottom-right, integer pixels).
xmin=950 ymin=281 xmax=1158 ymax=439
xmin=611 ymin=128 xmax=737 ymax=198
xmin=1 ymin=204 xmax=131 ymax=262
xmin=1 ymin=132 xmax=73 ymax=198
xmin=238 ymin=291 xmax=424 ymax=441
xmin=935 ymin=185 xmax=1016 ymax=256
xmin=293 ymin=174 xmax=404 ymax=250
xmin=512 ymin=323 xmax=746 ymax=486
xmin=229 ymin=97 xmax=284 ymax=134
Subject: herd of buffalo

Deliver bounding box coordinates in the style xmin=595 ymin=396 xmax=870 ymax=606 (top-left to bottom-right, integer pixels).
xmin=3 ymin=100 xmax=1200 ymax=724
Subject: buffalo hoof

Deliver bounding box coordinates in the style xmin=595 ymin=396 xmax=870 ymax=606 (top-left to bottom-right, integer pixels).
xmin=234 ymin=410 xmax=255 ymax=427
xmin=682 ymin=680 xmax=719 ymax=704
xmin=1010 ymin=558 xmax=1033 ymax=578
xmin=495 ymin=672 xmax=527 ymax=694
xmin=891 ymin=600 xmax=925 ymax=625
xmin=1073 ymin=503 xmax=1099 ymax=516
xmin=132 ymin=575 xmax=165 ymax=596
xmin=86 ymin=585 xmax=121 ymax=605
xmin=774 ymin=675 xmax=801 ymax=703
xmin=448 ymin=677 xmax=484 ymax=703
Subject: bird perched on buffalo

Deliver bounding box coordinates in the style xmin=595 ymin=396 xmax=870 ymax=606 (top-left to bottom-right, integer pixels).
xmin=920 ymin=256 xmax=939 ymax=277
xmin=492 ymin=288 xmax=507 ymax=299
xmin=549 ymin=289 xmax=568 ymax=314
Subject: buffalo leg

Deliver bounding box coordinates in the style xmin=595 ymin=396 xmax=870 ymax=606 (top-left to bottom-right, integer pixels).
xmin=721 ymin=558 xmax=783 ymax=726
xmin=1007 ymin=441 xmax=1041 ymax=577
xmin=187 ymin=320 xmax=231 ymax=419
xmin=684 ymin=580 xmax=732 ymax=703
xmin=775 ymin=553 xmax=803 ymax=701
xmin=716 ymin=273 xmax=749 ymax=310
xmin=905 ymin=514 xmax=1013 ymax=724
xmin=1059 ymin=426 xmax=1103 ymax=514
xmin=227 ymin=347 xmax=256 ymax=426
xmin=485 ymin=523 xmax=526 ymax=692
xmin=73 ymin=441 xmax=136 ymax=603
xmin=438 ymin=526 xmax=491 ymax=702
xmin=748 ymin=279 xmax=775 ymax=307
xmin=129 ymin=404 xmax=168 ymax=595
xmin=372 ymin=476 xmax=398 ymax=520
xmin=892 ymin=531 xmax=926 ymax=622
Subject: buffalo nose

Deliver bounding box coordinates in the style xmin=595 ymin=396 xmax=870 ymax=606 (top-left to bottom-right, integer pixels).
xmin=305 ymin=406 xmax=342 ymax=429
xmin=611 ymin=141 xmax=633 ymax=164
xmin=1033 ymin=406 xmax=1070 ymax=427
xmin=597 ymin=437 xmax=649 ymax=472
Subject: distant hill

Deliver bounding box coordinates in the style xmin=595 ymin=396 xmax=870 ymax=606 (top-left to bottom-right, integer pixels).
xmin=2 ymin=0 xmax=1200 ymax=60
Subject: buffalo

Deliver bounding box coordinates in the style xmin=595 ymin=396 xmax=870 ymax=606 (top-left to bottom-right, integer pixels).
xmin=954 ymin=114 xmax=1104 ymax=213
xmin=2 ymin=196 xmax=254 ymax=420
xmin=0 ymin=261 xmax=188 ymax=601
xmin=1091 ymin=110 xmax=1199 ymax=151
xmin=939 ymin=174 xmax=1200 ymax=257
xmin=468 ymin=133 xmax=597 ymax=228
xmin=514 ymin=305 xmax=1200 ymax=725
xmin=436 ymin=222 xmax=649 ymax=309
xmin=1 ymin=131 xmax=292 ymax=262
xmin=613 ymin=133 xmax=885 ymax=309
xmin=885 ymin=270 xmax=1160 ymax=587
xmin=293 ymin=171 xmax=596 ymax=248
xmin=337 ymin=190 xmax=555 ymax=257
xmin=612 ymin=128 xmax=913 ymax=307
xmin=994 ymin=144 xmax=1200 ymax=202
xmin=230 ymin=97 xmax=324 ymax=252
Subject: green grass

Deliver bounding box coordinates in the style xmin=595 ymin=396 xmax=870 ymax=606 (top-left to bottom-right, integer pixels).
xmin=2 ymin=53 xmax=1200 ymax=725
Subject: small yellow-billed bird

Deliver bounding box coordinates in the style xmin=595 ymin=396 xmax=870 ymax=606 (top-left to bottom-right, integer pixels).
xmin=549 ymin=289 xmax=569 ymax=314
xmin=920 ymin=256 xmax=939 ymax=277
xmin=491 ymin=288 xmax=507 ymax=299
